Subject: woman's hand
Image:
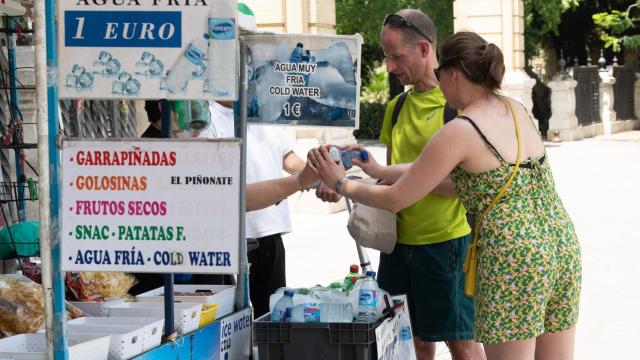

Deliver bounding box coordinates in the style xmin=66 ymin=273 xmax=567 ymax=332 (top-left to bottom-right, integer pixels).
xmin=308 ymin=146 xmax=346 ymax=190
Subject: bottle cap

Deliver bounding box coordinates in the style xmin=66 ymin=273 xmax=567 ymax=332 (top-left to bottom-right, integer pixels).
xmin=349 ymin=264 xmax=359 ymax=273
xmin=283 ymin=289 xmax=294 ymax=297
xmin=366 ymin=270 xmax=376 ymax=277
xmin=360 ymin=151 xmax=369 ymax=161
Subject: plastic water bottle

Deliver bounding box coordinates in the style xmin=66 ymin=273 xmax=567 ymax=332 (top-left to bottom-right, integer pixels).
xmin=207 ymin=2 xmax=237 ymax=97
xmin=290 ymin=303 xmax=321 ymax=322
xmin=325 ymin=145 xmax=368 ymax=169
xmin=290 ymin=303 xmax=353 ymax=323
xmin=290 ymin=43 xmax=304 ymax=63
xmin=342 ymin=264 xmax=360 ymax=294
xmin=356 ymin=271 xmax=378 ymax=322
xmin=271 ymin=289 xmax=294 ymax=322
xmin=321 ymin=303 xmax=353 ymax=323
xmin=165 ymin=35 xmax=208 ymax=94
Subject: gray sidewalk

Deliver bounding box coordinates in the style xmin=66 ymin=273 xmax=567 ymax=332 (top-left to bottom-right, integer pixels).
xmin=282 ymin=131 xmax=640 ymax=359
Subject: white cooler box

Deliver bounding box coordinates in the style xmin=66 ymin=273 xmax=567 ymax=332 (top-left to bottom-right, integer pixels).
xmin=135 ymin=284 xmax=235 ymax=319
xmin=0 ymin=333 xmax=110 ymax=360
xmin=68 ymin=317 xmax=163 ymax=352
xmin=107 ymin=302 xmax=201 ymax=335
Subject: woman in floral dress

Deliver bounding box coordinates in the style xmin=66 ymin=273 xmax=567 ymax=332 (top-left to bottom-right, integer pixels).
xmin=308 ymin=31 xmax=581 ymax=360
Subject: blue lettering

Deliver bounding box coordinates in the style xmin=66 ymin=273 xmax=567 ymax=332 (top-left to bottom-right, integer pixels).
xmin=74 ymin=249 xmax=111 ymax=264
xmin=115 ymin=248 xmax=145 ymax=265
xmin=222 ymin=323 xmax=232 ymax=337
xmin=188 ymin=251 xmax=232 ymax=267
xmin=65 ymin=11 xmax=182 ymax=48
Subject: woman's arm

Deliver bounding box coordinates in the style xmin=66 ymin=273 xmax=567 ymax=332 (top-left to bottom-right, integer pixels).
xmin=310 ymin=123 xmax=468 ymax=213
xmin=349 ymin=145 xmax=458 ymax=198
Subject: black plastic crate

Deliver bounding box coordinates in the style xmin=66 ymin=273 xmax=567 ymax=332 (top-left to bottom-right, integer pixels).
xmin=254 ymin=313 xmax=382 ymax=360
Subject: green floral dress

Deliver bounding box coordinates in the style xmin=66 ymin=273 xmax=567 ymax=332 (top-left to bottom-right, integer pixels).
xmin=450 ymin=116 xmax=581 ymax=344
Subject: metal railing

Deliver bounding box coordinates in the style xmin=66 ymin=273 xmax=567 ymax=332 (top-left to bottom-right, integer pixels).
xmin=573 ymin=66 xmax=601 ymax=126
xmin=613 ymin=65 xmax=636 ymax=120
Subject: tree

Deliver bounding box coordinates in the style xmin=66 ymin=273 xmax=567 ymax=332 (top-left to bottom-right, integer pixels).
xmin=593 ymin=0 xmax=640 ymax=52
xmin=524 ymin=0 xmax=581 ymax=61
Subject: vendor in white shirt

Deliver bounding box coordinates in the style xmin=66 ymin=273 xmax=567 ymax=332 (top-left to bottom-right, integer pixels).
xmin=195 ymin=100 xmax=339 ymax=317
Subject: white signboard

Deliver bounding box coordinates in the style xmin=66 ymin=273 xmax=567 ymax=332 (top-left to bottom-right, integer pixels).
xmin=219 ymin=308 xmax=252 ymax=360
xmin=57 ymin=0 xmax=238 ymax=100
xmin=375 ymin=295 xmax=417 ymax=360
xmin=243 ymin=34 xmax=362 ymax=128
xmin=61 ymin=139 xmax=240 ymax=274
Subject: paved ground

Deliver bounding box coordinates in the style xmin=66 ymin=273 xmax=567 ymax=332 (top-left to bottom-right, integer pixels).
xmin=282 ymin=131 xmax=640 ymax=359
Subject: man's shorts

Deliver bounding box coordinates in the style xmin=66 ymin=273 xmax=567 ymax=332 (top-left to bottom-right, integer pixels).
xmin=377 ymin=234 xmax=475 ymax=342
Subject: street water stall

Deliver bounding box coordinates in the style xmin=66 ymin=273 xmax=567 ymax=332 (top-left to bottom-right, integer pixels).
xmin=0 ymin=0 xmax=417 ymax=359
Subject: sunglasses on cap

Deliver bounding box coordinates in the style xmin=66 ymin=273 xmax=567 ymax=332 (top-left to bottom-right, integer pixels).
xmin=383 ymin=14 xmax=434 ymax=44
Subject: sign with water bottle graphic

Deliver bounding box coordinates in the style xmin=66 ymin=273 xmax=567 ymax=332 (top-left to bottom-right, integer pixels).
xmin=57 ymin=0 xmax=238 ymax=100
xmin=243 ymin=34 xmax=362 ymax=128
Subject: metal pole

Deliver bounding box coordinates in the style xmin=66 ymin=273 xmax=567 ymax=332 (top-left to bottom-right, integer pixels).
xmin=5 ymin=17 xmax=26 ymax=221
xmin=160 ymin=100 xmax=175 ymax=339
xmin=234 ymin=42 xmax=249 ymax=309
xmin=36 ymin=0 xmax=69 ymax=358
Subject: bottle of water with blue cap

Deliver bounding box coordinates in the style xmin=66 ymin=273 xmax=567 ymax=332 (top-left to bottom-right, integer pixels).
xmin=271 ymin=289 xmax=294 ymax=322
xmin=356 ymin=271 xmax=378 ymax=322
xmin=326 ymin=145 xmax=369 ymax=169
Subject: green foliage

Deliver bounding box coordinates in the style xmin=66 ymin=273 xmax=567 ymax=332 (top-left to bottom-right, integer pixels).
xmin=524 ymin=0 xmax=581 ymax=59
xmin=361 ymin=65 xmax=388 ymax=103
xmin=593 ymin=10 xmax=634 ymax=34
xmin=353 ymin=101 xmax=387 ymax=140
xmin=593 ymin=2 xmax=640 ymax=52
xmin=622 ymin=34 xmax=640 ymax=50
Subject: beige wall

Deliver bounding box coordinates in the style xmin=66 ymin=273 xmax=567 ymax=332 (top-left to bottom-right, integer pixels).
xmin=243 ymin=0 xmax=336 ymax=34
xmin=454 ymin=0 xmax=525 ymax=71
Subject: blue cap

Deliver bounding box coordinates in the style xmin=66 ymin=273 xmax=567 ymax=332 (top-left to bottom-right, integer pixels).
xmin=283 ymin=289 xmax=294 ymax=297
xmin=360 ymin=151 xmax=369 ymax=161
xmin=366 ymin=271 xmax=376 ymax=277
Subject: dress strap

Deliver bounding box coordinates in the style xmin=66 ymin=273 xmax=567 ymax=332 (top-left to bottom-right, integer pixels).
xmin=457 ymin=115 xmax=505 ymax=163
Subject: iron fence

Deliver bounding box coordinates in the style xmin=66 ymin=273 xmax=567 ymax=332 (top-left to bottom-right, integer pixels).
xmin=573 ymin=66 xmax=601 ymax=126
xmin=613 ymin=65 xmax=636 ymax=120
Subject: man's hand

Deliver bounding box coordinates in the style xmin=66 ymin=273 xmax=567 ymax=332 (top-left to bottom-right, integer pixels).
xmin=345 ymin=144 xmax=382 ymax=178
xmin=315 ymin=182 xmax=342 ymax=203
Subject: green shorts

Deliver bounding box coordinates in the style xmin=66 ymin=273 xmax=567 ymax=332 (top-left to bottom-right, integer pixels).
xmin=377 ymin=234 xmax=475 ymax=342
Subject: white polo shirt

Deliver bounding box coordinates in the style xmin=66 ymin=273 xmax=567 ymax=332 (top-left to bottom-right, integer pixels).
xmin=198 ymin=101 xmax=294 ymax=238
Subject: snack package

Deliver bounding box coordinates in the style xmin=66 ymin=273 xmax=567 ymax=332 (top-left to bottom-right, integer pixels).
xmin=0 ymin=275 xmax=44 ymax=338
xmin=79 ymin=272 xmax=137 ymax=299
xmin=22 ymin=261 xmax=42 ymax=284
xmin=65 ymin=272 xmax=103 ymax=302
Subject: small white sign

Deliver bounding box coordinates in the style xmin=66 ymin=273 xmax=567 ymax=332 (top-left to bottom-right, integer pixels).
xmin=60 ymin=139 xmax=240 ymax=274
xmin=375 ymin=295 xmax=417 ymax=360
xmin=243 ymin=33 xmax=362 ymax=128
xmin=220 ymin=308 xmax=252 ymax=360
xmin=57 ymin=0 xmax=238 ymax=100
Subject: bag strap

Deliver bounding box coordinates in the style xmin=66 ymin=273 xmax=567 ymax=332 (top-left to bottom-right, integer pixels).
xmin=391 ymin=91 xmax=409 ymax=128
xmin=391 ymin=92 xmax=456 ymax=127
xmin=463 ymin=99 xmax=522 ymax=296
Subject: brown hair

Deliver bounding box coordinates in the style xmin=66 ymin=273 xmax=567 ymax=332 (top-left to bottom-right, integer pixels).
xmin=439 ymin=32 xmax=505 ymax=91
